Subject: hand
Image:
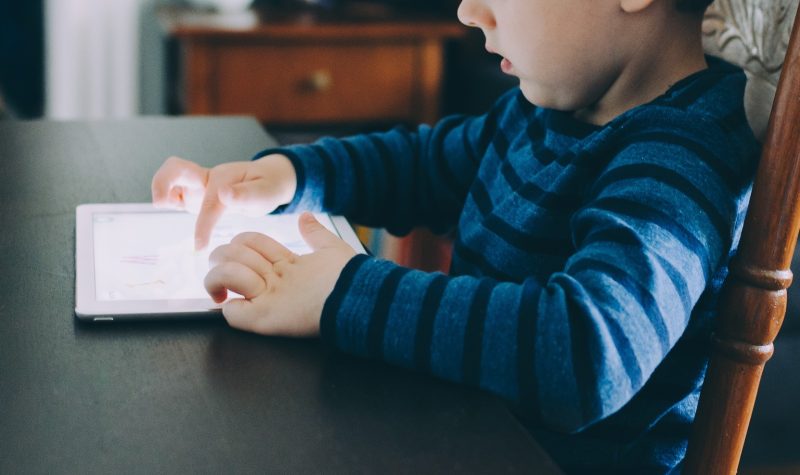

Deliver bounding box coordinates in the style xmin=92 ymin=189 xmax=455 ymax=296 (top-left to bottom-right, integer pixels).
xmin=204 ymin=212 xmax=357 ymax=337
xmin=151 ymin=154 xmax=297 ymax=250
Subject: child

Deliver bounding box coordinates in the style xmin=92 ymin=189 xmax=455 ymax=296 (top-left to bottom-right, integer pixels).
xmin=151 ymin=0 xmax=761 ymax=472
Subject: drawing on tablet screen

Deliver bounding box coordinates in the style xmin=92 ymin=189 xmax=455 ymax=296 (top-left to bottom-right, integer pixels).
xmin=120 ymin=255 xmax=159 ymax=265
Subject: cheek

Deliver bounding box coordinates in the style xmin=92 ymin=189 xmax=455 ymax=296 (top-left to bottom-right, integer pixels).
xmin=507 ymin=4 xmax=624 ymax=108
xmin=505 ymin=20 xmax=585 ymax=88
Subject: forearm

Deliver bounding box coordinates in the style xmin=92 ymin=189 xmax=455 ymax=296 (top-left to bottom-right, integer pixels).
xmin=254 ymin=126 xmax=469 ymax=234
xmin=319 ymin=252 xmax=689 ymax=434
xmin=252 ymin=91 xmax=513 ymax=234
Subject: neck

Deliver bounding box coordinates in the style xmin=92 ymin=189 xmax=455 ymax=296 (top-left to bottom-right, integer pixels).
xmin=574 ymin=13 xmax=707 ymax=125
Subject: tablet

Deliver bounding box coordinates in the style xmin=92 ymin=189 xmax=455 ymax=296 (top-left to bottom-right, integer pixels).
xmin=75 ymin=203 xmax=366 ymax=321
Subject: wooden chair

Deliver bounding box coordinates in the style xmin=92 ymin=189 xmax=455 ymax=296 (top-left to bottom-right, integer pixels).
xmin=684 ymin=0 xmax=800 ymax=473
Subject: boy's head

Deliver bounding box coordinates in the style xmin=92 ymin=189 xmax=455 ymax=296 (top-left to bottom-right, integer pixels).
xmin=458 ymin=0 xmax=712 ymax=124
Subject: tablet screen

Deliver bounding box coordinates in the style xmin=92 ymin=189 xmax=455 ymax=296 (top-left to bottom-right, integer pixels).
xmin=92 ymin=211 xmax=335 ymax=301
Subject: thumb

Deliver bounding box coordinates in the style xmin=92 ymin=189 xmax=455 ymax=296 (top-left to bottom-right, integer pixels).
xmin=298 ymin=212 xmax=341 ymax=251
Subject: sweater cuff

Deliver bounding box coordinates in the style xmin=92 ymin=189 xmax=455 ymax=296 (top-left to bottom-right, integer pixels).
xmin=251 ymin=146 xmax=323 ymax=213
xmin=320 ymin=254 xmax=397 ymax=354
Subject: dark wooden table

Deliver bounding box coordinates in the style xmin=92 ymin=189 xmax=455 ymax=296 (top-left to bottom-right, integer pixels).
xmin=0 ymin=117 xmax=561 ymax=474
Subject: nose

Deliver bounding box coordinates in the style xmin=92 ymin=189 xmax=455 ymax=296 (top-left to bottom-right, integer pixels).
xmin=457 ymin=0 xmax=496 ymax=29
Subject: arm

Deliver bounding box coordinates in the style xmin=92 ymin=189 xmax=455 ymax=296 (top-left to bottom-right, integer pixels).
xmin=318 ymin=119 xmax=756 ymax=432
xmin=256 ymin=90 xmax=516 ymax=235
xmin=150 ymin=90 xmax=516 ymax=247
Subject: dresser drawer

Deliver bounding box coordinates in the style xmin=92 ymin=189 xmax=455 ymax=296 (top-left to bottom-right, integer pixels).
xmin=210 ymin=42 xmax=418 ymax=123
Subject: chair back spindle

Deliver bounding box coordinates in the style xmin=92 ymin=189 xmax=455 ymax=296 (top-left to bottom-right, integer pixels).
xmin=684 ymin=1 xmax=800 ymax=473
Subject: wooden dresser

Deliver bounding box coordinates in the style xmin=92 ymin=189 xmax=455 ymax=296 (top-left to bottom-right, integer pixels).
xmin=159 ymin=3 xmax=465 ymax=126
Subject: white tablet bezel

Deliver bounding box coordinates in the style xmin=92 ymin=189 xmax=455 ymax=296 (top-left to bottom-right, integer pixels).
xmin=75 ymin=203 xmax=367 ymax=322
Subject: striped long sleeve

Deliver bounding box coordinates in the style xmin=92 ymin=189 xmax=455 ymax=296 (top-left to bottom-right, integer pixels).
xmin=254 ymin=94 xmax=512 ymax=235
xmin=254 ymin=57 xmax=760 ymax=473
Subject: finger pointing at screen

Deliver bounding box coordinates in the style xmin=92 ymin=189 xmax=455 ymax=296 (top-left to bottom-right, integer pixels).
xmin=153 ymin=154 xmax=299 ymax=251
xmin=194 ymin=156 xmax=298 ymax=250
xmin=195 ymin=181 xmax=226 ymax=251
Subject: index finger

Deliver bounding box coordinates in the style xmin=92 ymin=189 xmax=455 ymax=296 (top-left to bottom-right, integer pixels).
xmin=194 ymin=184 xmax=224 ymax=251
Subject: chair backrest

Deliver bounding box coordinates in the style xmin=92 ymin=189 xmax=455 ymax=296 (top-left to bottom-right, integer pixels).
xmin=702 ymin=0 xmax=799 ymax=140
xmin=684 ymin=1 xmax=800 ymax=473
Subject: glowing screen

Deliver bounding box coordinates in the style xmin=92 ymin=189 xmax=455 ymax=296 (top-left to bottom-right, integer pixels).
xmin=92 ymin=212 xmax=335 ymax=301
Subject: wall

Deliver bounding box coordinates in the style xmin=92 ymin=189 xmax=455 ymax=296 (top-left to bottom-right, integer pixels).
xmin=45 ymin=0 xmax=170 ymax=119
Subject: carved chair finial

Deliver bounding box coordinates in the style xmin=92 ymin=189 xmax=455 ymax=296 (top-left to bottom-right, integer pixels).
xmin=703 ymin=0 xmax=799 ymax=139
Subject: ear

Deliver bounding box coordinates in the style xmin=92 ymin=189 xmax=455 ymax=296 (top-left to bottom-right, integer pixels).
xmin=620 ymin=0 xmax=657 ymax=13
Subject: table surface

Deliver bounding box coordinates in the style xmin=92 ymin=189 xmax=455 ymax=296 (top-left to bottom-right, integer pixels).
xmin=0 ymin=117 xmax=562 ymax=474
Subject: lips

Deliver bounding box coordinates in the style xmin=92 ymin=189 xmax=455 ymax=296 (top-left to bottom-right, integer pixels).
xmin=486 ymin=45 xmax=513 ymax=73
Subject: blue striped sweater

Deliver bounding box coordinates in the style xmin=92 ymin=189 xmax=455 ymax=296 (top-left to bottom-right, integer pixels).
xmin=256 ymin=57 xmax=760 ymax=473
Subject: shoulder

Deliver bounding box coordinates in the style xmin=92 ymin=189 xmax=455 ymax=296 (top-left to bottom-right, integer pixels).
xmin=600 ymin=57 xmax=760 ymax=184
xmin=656 ymin=55 xmax=748 ymax=116
xmin=610 ymin=56 xmax=752 ymax=133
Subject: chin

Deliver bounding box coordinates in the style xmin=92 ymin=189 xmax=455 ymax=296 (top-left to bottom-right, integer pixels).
xmin=519 ymin=81 xmax=594 ymax=112
xmin=519 ymin=82 xmax=568 ymax=110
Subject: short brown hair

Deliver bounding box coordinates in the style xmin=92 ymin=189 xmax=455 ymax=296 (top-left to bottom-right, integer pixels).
xmin=676 ymin=0 xmax=714 ymax=12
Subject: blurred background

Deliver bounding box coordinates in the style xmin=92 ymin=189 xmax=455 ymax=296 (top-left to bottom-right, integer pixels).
xmin=1 ymin=0 xmax=518 ymax=267
xmin=1 ymin=1 xmax=797 ymax=473
xmin=1 ymin=1 xmax=44 ymax=118
xmin=0 ymin=0 xmax=515 ymax=122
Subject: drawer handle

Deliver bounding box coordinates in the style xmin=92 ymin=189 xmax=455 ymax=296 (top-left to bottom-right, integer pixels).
xmin=307 ymin=70 xmax=333 ymax=92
